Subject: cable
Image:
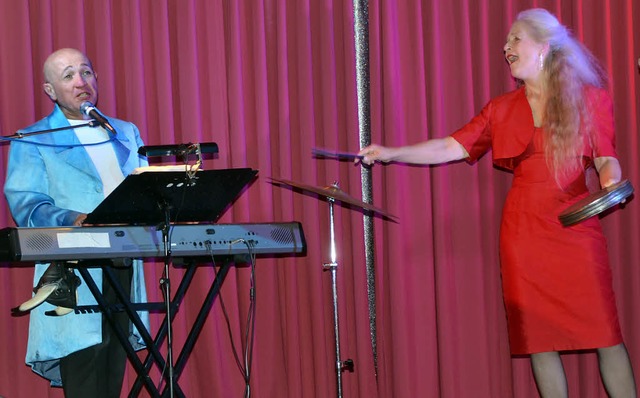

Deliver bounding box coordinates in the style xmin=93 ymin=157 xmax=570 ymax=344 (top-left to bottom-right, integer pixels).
xmin=206 ymin=239 xmax=257 ymax=397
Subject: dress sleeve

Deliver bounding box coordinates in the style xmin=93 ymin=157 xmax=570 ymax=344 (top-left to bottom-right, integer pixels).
xmin=449 ymin=88 xmax=538 ymax=170
xmin=587 ymin=87 xmax=616 ymax=158
xmin=450 ymin=101 xmax=493 ymax=163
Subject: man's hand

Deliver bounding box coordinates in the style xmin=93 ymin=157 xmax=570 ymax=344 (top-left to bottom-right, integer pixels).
xmin=73 ymin=214 xmax=87 ymax=226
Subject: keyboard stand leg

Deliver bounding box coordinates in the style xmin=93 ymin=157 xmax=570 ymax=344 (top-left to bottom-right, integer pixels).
xmin=168 ymin=260 xmax=233 ymax=392
xmin=76 ymin=267 xmax=164 ymax=397
xmin=129 ymin=262 xmax=199 ymax=397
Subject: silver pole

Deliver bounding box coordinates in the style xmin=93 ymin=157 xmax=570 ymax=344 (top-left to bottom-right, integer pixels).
xmin=352 ymin=0 xmax=377 ymax=376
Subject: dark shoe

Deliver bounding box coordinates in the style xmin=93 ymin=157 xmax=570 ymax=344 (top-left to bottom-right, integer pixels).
xmin=15 ymin=262 xmax=81 ymax=314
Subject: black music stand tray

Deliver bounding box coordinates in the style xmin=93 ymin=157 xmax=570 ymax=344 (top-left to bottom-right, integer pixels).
xmin=77 ymin=168 xmax=257 ymax=398
xmin=85 ymin=168 xmax=257 ymax=225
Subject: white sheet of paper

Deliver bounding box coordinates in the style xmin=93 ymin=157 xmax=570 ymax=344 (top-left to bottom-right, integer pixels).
xmin=57 ymin=232 xmax=111 ymax=248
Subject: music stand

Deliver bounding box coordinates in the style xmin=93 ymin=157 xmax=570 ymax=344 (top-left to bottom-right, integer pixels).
xmin=85 ymin=168 xmax=257 ymax=225
xmin=83 ymin=168 xmax=257 ymax=397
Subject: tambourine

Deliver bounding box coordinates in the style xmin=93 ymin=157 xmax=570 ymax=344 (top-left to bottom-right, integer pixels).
xmin=558 ymin=179 xmax=634 ymax=227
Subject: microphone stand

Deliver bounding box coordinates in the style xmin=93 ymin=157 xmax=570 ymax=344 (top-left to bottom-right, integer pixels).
xmin=1 ymin=121 xmax=98 ymax=140
xmin=144 ymin=148 xmax=202 ymax=397
xmin=150 ymin=163 xmax=202 ymax=398
xmin=157 ymin=203 xmax=176 ymax=398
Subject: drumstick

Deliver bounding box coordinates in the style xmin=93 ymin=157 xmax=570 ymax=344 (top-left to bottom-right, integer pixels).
xmin=312 ymin=147 xmax=364 ymax=161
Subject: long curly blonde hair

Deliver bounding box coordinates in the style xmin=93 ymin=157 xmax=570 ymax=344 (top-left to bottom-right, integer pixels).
xmin=515 ymin=9 xmax=609 ymax=182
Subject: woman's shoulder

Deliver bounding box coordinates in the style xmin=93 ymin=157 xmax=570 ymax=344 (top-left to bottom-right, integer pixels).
xmin=489 ymin=86 xmax=526 ymax=107
xmin=480 ymin=87 xmax=528 ymax=116
xmin=583 ymin=85 xmax=613 ymax=109
xmin=583 ymin=85 xmax=611 ymax=98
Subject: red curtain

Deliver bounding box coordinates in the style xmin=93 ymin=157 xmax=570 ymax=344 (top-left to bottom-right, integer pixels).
xmin=0 ymin=0 xmax=638 ymax=397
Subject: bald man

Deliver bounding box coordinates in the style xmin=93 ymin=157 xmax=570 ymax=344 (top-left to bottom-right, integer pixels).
xmin=4 ymin=48 xmax=148 ymax=398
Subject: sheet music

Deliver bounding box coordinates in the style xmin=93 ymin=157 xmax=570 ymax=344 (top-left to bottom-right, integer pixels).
xmin=132 ymin=165 xmax=201 ymax=174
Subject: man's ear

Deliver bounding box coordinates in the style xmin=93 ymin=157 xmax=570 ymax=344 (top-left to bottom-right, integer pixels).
xmin=43 ymin=83 xmax=56 ymax=101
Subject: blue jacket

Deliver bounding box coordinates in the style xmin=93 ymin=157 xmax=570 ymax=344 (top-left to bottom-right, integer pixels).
xmin=4 ymin=104 xmax=149 ymax=386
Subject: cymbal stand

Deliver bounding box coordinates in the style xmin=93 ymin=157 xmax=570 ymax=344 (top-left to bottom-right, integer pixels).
xmin=323 ymin=195 xmax=354 ymax=398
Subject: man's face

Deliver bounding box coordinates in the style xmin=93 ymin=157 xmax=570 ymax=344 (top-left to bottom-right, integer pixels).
xmin=43 ymin=49 xmax=98 ymax=120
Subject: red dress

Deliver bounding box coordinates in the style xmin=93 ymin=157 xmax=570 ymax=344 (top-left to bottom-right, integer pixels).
xmin=451 ymin=86 xmax=622 ymax=355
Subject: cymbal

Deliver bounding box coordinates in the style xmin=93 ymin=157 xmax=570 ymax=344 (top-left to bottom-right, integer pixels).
xmin=269 ymin=176 xmax=397 ymax=220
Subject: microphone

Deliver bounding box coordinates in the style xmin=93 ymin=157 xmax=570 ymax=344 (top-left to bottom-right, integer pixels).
xmin=80 ymin=101 xmax=116 ymax=135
